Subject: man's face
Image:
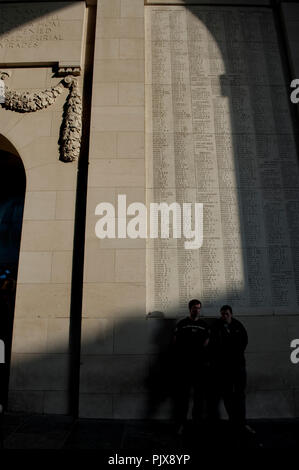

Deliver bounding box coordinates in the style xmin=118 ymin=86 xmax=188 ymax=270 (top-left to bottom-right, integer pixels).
xmin=220 ymin=309 xmax=232 ymax=324
xmin=190 ymin=303 xmax=201 ymax=319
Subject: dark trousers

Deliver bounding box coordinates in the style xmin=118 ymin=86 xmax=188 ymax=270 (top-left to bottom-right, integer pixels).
xmin=208 ymin=366 xmax=247 ymax=426
xmin=174 ymin=365 xmax=207 ymax=426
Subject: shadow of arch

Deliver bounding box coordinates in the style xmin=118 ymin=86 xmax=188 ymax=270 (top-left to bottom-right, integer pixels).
xmin=142 ymin=0 xmax=299 ymax=422
xmin=0 ymin=1 xmax=71 ymax=39
xmin=0 ymin=133 xmax=26 ymax=407
xmin=2 ymin=0 xmax=299 ymax=427
xmin=147 ymin=0 xmax=299 ymax=315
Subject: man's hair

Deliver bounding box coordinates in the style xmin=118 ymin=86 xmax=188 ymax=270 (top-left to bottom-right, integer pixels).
xmin=220 ymin=304 xmax=233 ymax=314
xmin=188 ymin=299 xmax=202 ymax=311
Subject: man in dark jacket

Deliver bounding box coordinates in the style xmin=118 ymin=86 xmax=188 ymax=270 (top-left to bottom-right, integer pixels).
xmin=208 ymin=305 xmax=248 ymax=430
xmin=172 ymin=299 xmax=210 ymax=433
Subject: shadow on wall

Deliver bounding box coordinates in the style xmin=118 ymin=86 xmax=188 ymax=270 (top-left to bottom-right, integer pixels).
xmin=146 ymin=0 xmax=299 ymax=316
xmin=76 ymin=311 xmax=299 ymax=419
xmin=6 ymin=308 xmax=299 ymax=419
xmin=1 ymin=0 xmax=299 ymax=419
xmin=0 ymin=1 xmax=72 ymax=39
xmin=139 ymin=0 xmax=299 ymax=418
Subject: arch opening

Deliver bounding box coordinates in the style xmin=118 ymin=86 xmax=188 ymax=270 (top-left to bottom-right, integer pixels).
xmin=0 ymin=134 xmax=26 ymax=407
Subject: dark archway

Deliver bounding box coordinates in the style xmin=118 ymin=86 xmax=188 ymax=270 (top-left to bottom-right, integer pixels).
xmin=0 ymin=135 xmax=25 ymax=407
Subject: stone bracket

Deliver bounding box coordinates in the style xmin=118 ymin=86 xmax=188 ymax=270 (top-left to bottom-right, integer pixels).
xmin=57 ymin=64 xmax=81 ymax=77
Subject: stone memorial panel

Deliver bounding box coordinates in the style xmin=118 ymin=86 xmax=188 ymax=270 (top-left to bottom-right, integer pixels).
xmin=146 ymin=6 xmax=299 ymax=316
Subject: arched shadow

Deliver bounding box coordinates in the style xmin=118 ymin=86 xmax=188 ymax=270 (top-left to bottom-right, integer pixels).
xmin=0 ymin=2 xmax=298 ymax=449
xmin=143 ymin=0 xmax=299 ymax=424
xmin=147 ymin=0 xmax=299 ymax=316
xmin=0 ymin=1 xmax=71 ymax=40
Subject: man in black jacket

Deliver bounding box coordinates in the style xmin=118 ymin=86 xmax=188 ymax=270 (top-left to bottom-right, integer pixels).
xmin=208 ymin=305 xmax=248 ymax=430
xmin=172 ymin=299 xmax=210 ymax=433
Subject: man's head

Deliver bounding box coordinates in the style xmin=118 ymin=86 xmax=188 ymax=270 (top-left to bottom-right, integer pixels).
xmin=220 ymin=305 xmax=233 ymax=324
xmin=188 ymin=299 xmax=202 ymax=320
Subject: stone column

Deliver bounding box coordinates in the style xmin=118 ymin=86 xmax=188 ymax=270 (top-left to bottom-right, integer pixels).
xmin=80 ymin=0 xmax=148 ymax=418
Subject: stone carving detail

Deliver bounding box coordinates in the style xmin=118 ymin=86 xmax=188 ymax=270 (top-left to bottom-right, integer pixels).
xmin=3 ymin=80 xmax=65 ymax=112
xmin=0 ymin=72 xmax=82 ymax=162
xmin=59 ymin=76 xmax=82 ymax=162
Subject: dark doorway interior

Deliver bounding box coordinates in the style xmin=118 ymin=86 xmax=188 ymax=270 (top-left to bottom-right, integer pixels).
xmin=0 ymin=138 xmax=25 ymax=408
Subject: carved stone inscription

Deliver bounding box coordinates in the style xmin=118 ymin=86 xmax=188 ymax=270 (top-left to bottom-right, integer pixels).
xmin=0 ymin=2 xmax=85 ymax=67
xmin=0 ymin=6 xmax=62 ymax=48
xmin=146 ymin=6 xmax=299 ymax=316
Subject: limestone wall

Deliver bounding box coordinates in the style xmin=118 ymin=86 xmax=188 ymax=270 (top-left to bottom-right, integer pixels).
xmin=80 ymin=0 xmax=147 ymax=418
xmin=80 ymin=0 xmax=299 ymax=419
xmin=0 ymin=0 xmax=298 ymax=419
xmin=0 ymin=1 xmax=86 ymax=414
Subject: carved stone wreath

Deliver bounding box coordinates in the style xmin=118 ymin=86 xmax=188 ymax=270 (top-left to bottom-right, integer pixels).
xmin=0 ymin=71 xmax=82 ymax=162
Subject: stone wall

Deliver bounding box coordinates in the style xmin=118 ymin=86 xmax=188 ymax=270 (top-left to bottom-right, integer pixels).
xmin=79 ymin=0 xmax=299 ymax=419
xmin=0 ymin=1 xmax=86 ymax=414
xmin=80 ymin=0 xmax=147 ymax=419
xmin=0 ymin=0 xmax=298 ymax=419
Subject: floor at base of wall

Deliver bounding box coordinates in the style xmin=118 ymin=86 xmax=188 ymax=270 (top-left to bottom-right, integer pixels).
xmin=0 ymin=413 xmax=299 ymax=449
